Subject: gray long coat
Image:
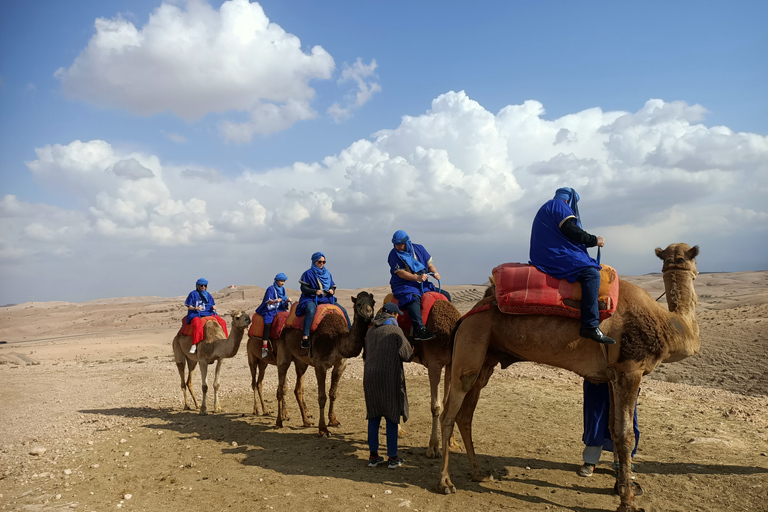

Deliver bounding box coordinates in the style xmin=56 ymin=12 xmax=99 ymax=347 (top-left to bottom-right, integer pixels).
xmin=363 ymin=313 xmax=414 ymax=424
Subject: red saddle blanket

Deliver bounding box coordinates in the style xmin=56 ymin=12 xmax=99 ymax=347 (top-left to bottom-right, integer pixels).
xmin=179 ymin=315 xmax=229 ymax=345
xmin=383 ymin=291 xmax=448 ymax=333
xmin=248 ymin=310 xmax=290 ymax=339
xmin=284 ymin=303 xmax=346 ymax=333
xmin=492 ymin=263 xmax=619 ymax=321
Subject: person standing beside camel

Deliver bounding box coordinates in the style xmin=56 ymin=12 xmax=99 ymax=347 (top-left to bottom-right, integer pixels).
xmin=529 ymin=188 xmax=616 ymax=345
xmin=388 ymin=230 xmax=451 ymax=342
xmin=364 ymin=302 xmax=414 ymax=468
xmin=296 ymin=252 xmax=352 ymax=349
xmin=184 ymin=278 xmax=217 ymax=354
xmin=579 ymin=381 xmax=641 ymax=493
xmin=255 ymin=273 xmax=293 ymax=358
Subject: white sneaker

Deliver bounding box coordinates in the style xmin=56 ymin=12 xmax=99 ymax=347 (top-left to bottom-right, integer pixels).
xmin=189 ymin=344 xmax=197 ymax=354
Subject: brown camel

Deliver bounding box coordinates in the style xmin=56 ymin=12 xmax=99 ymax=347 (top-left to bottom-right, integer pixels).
xmin=246 ymin=334 xmax=310 ymax=420
xmin=403 ymin=299 xmax=463 ymax=458
xmin=438 ymin=243 xmax=701 ymax=512
xmin=276 ymin=291 xmax=376 ymax=436
xmin=171 ymin=310 xmax=252 ymax=415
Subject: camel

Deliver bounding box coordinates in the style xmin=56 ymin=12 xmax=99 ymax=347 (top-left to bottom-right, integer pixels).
xmin=437 ymin=243 xmax=701 ymax=512
xmin=275 ymin=291 xmax=376 ymax=436
xmin=171 ymin=310 xmax=252 ymax=415
xmin=403 ymin=299 xmax=463 ymax=458
xmin=246 ymin=334 xmax=310 ymax=420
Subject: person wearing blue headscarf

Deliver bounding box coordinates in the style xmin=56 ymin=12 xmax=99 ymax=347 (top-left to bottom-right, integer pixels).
xmin=184 ymin=278 xmax=217 ymax=354
xmin=388 ymin=230 xmax=451 ymax=341
xmin=529 ymin=187 xmax=615 ymax=344
xmin=255 ymin=273 xmax=293 ymax=358
xmin=296 ymin=252 xmax=351 ymax=349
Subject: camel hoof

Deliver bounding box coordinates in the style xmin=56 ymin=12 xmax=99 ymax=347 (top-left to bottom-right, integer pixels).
xmin=449 ymin=441 xmax=462 ymax=452
xmin=199 ymin=408 xmax=208 ymax=416
xmin=438 ymin=482 xmax=456 ymax=495
xmin=613 ymin=481 xmax=644 ymax=497
xmin=328 ymin=420 xmax=340 ymax=428
xmin=184 ymin=404 xmax=193 ymax=411
xmin=471 ymin=474 xmax=490 ymax=483
xmin=261 ymin=411 xmax=271 ymax=417
xmin=426 ymin=446 xmax=441 ymax=459
xmin=317 ymin=429 xmax=331 ymax=438
xmin=303 ymin=421 xmax=314 ymax=427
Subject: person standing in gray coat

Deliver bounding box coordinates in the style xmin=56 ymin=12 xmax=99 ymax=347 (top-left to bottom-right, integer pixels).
xmin=364 ymin=302 xmax=414 ymax=469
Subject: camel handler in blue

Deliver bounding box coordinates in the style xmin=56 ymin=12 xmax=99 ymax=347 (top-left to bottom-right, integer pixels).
xmin=184 ymin=278 xmax=217 ymax=354
xmin=364 ymin=302 xmax=414 ymax=469
xmin=296 ymin=252 xmax=352 ymax=349
xmin=388 ymin=230 xmax=451 ymax=342
xmin=255 ymin=273 xmax=293 ymax=358
xmin=529 ymin=187 xmax=616 ymax=345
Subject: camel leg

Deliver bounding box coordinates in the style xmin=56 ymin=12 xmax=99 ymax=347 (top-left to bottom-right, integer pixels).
xmin=248 ymin=344 xmax=260 ymax=415
xmin=173 ymin=336 xmax=197 ymax=410
xmin=275 ymin=358 xmax=290 ymax=428
xmin=293 ymin=361 xmax=313 ymax=426
xmin=455 ymin=361 xmax=496 ymax=482
xmin=199 ymin=360 xmax=209 ymax=415
xmin=256 ymin=359 xmax=270 ymax=416
xmin=444 ymin=362 xmax=461 ymax=452
xmin=327 ymin=359 xmax=347 ymax=428
xmin=611 ymin=371 xmax=644 ymax=512
xmin=314 ymin=365 xmax=331 ymax=437
xmin=437 ymin=321 xmax=491 ymax=494
xmin=185 ymin=359 xmax=199 ymax=410
xmin=426 ymin=361 xmax=444 ymax=458
xmin=212 ymin=359 xmax=223 ymax=413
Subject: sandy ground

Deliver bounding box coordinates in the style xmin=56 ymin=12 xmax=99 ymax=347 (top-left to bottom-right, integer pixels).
xmin=0 ymin=273 xmax=767 ymax=512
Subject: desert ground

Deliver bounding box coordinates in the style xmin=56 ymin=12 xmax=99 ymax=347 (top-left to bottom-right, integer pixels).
xmin=1 ymin=271 xmax=767 ymax=512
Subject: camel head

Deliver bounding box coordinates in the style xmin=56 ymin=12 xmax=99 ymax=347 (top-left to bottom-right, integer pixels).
xmin=655 ymin=243 xmax=699 ymax=277
xmin=351 ymin=291 xmax=376 ymax=323
xmin=228 ymin=310 xmax=252 ymax=329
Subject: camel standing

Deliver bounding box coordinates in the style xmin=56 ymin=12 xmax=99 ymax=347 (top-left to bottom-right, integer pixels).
xmin=276 ymin=291 xmax=375 ymax=436
xmin=438 ymin=243 xmax=701 ymax=512
xmin=246 ymin=335 xmax=309 ymax=419
xmin=171 ymin=310 xmax=251 ymax=415
xmin=406 ymin=299 xmax=462 ymax=458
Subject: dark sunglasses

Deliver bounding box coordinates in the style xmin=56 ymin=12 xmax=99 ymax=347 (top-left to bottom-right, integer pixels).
xmin=316 ymin=260 xmax=326 ymax=264
xmin=198 ymin=284 xmax=208 ymax=287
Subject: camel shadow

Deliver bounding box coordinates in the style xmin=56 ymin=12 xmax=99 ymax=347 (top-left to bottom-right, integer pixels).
xmin=79 ymin=405 xmax=441 ymax=489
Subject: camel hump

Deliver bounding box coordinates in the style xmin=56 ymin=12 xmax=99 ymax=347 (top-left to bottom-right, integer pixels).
xmin=202 ymin=317 xmax=226 ymax=342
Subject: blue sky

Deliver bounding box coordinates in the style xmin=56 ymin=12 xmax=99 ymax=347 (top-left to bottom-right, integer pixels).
xmin=1 ymin=0 xmax=766 ymax=303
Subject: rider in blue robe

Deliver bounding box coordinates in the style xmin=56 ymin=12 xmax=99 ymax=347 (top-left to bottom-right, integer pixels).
xmin=296 ymin=252 xmax=351 ymax=348
xmin=529 ymin=188 xmax=615 ymax=345
xmin=184 ymin=278 xmax=216 ymax=324
xmin=388 ymin=230 xmax=451 ymax=341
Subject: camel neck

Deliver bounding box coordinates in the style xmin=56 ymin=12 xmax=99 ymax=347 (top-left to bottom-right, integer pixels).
xmin=662 ymin=269 xmax=698 ymax=316
xmin=340 ymin=314 xmax=369 ymax=358
xmin=224 ymin=324 xmax=246 ymax=358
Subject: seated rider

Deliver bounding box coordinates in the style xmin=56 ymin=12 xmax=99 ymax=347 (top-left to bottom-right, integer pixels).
xmin=184 ymin=278 xmax=217 ymax=354
xmin=295 ymin=252 xmax=352 ymax=349
xmin=255 ymin=273 xmax=293 ymax=358
xmin=388 ymin=230 xmax=451 ymax=342
xmin=529 ymin=187 xmax=615 ymax=345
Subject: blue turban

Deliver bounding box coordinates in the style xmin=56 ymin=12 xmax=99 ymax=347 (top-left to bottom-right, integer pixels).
xmin=391 ymin=230 xmax=409 ymax=245
xmin=196 ymin=278 xmax=208 ymax=286
xmin=274 ymin=273 xmax=287 ymax=281
xmin=311 ymin=252 xmax=325 ymax=264
xmin=553 ymin=187 xmax=582 ymax=228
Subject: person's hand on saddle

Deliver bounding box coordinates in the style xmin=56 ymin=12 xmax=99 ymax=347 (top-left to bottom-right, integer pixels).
xmin=596 ymin=236 xmax=605 ymax=248
xmin=432 ymin=271 xmax=441 ymax=281
xmin=327 ymin=288 xmax=335 ymax=296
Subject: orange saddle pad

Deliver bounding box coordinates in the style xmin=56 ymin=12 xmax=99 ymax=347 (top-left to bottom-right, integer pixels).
xmin=285 ymin=303 xmax=346 ymax=333
xmin=383 ymin=291 xmax=448 ymax=333
xmin=492 ymin=263 xmax=619 ymax=321
xmin=179 ymin=315 xmax=229 ymax=345
xmin=248 ymin=310 xmax=290 ymax=339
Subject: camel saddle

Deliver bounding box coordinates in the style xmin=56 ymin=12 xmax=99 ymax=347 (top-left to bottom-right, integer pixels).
xmin=492 ymin=263 xmax=619 ymax=321
xmin=383 ymin=291 xmax=448 ymax=333
xmin=248 ymin=310 xmax=290 ymax=339
xmin=179 ymin=315 xmax=229 ymax=345
xmin=285 ymin=303 xmax=346 ymax=333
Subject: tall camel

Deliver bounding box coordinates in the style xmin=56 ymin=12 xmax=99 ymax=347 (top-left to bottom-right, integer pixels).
xmin=276 ymin=291 xmax=376 ymax=436
xmin=438 ymin=243 xmax=701 ymax=512
xmin=172 ymin=310 xmax=252 ymax=415
xmin=406 ymin=299 xmax=462 ymax=458
xmin=246 ymin=335 xmax=310 ymax=419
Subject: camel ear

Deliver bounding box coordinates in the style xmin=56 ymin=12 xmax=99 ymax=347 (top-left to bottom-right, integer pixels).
xmin=655 ymin=247 xmax=665 ymax=260
xmin=351 ymin=296 xmax=357 ymax=304
xmin=686 ymin=245 xmax=699 ymax=259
